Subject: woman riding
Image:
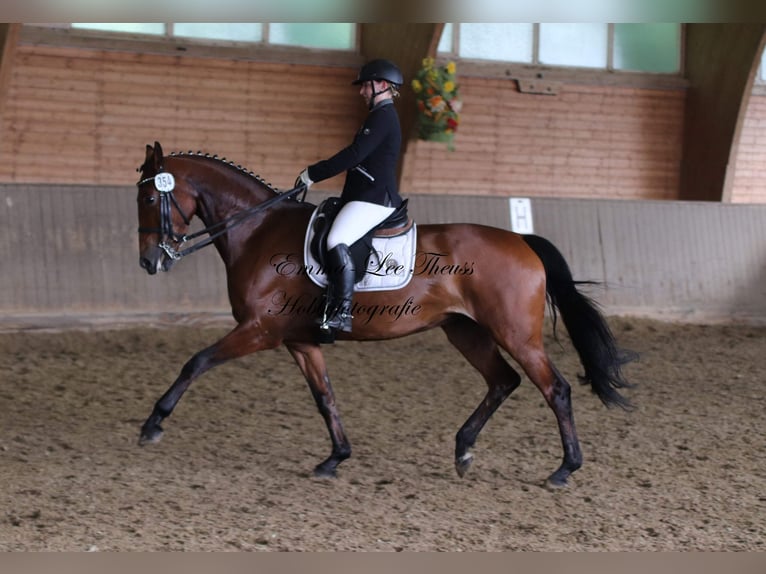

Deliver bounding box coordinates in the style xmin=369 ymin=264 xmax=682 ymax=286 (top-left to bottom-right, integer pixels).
xmin=296 ymin=58 xmax=405 ymax=340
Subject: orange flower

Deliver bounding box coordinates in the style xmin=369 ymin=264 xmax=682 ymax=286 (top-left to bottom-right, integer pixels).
xmin=427 ymin=95 xmax=446 ymax=112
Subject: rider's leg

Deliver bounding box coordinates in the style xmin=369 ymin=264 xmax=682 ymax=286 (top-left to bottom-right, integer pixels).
xmin=319 ymin=201 xmax=395 ymax=336
xmin=326 ymin=201 xmax=396 ymax=250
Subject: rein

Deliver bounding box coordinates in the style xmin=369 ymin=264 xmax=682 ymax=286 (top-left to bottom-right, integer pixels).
xmin=137 ymin=173 xmax=307 ymax=261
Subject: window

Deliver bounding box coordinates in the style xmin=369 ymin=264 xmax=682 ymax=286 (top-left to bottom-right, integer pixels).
xmin=173 ymin=23 xmax=262 ymax=43
xmin=72 ymin=23 xmax=165 ymax=35
xmin=455 ymin=23 xmax=533 ymax=63
xmin=67 ymin=23 xmax=355 ymax=51
xmin=439 ymin=23 xmax=682 ymax=74
xmin=268 ymin=23 xmax=355 ymax=51
xmin=539 ymin=23 xmax=608 ymax=68
xmin=613 ymin=24 xmax=681 ymax=73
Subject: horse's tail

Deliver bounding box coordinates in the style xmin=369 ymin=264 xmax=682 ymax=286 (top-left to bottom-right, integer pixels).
xmin=522 ymin=234 xmax=636 ymax=410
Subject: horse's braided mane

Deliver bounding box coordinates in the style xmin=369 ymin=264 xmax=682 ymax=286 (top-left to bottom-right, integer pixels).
xmin=169 ymin=150 xmax=280 ymax=193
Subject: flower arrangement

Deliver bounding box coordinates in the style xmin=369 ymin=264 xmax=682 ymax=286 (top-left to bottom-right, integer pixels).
xmin=411 ymin=58 xmax=462 ymax=149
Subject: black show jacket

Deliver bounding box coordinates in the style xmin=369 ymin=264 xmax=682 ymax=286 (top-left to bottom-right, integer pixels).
xmin=306 ymin=99 xmax=403 ymax=207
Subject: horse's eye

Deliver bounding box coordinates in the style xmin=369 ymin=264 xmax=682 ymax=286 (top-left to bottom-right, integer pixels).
xmin=143 ymin=195 xmax=157 ymax=206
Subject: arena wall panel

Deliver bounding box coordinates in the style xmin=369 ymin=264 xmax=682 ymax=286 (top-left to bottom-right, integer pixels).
xmin=1 ymin=185 xmax=764 ymax=328
xmin=528 ymin=198 xmax=766 ymax=322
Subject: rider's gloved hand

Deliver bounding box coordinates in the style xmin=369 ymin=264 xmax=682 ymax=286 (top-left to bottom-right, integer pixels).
xmin=295 ymin=168 xmax=314 ymax=190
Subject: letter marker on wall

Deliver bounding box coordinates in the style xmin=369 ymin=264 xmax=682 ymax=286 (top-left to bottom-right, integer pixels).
xmin=509 ymin=197 xmax=534 ymax=234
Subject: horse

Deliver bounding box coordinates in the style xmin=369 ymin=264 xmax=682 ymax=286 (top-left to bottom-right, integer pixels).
xmin=135 ymin=141 xmax=634 ymax=488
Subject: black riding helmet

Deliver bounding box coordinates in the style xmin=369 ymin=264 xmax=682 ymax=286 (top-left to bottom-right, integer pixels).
xmin=352 ymin=59 xmax=403 ymax=108
xmin=352 ymin=59 xmax=404 ymax=87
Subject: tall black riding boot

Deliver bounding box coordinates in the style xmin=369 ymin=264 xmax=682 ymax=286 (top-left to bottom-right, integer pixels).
xmin=318 ymin=243 xmax=355 ymax=342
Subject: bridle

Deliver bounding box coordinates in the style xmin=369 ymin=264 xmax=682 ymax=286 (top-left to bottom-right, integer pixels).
xmin=137 ymin=172 xmax=192 ymax=260
xmin=137 ymin=170 xmax=307 ymax=262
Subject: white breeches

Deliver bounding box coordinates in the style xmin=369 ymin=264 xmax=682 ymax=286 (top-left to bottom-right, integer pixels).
xmin=326 ymin=200 xmax=395 ymax=250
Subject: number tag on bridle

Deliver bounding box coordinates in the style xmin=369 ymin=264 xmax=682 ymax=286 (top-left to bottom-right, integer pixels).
xmin=154 ymin=172 xmax=175 ymax=193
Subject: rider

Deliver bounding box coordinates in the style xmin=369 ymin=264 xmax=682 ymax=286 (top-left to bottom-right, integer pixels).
xmin=296 ymin=58 xmax=405 ymax=339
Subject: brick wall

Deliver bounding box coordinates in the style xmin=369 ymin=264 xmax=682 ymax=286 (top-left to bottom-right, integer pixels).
xmin=0 ymin=46 xmax=361 ymax=192
xmin=1 ymin=44 xmax=762 ymax=202
xmin=401 ymin=77 xmax=685 ymax=200
xmin=729 ymin=92 xmax=766 ymax=203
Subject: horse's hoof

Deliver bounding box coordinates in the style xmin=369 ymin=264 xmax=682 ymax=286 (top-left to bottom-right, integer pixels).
xmin=312 ymin=464 xmax=337 ymax=479
xmin=545 ymin=464 xmax=576 ymax=489
xmin=138 ymin=424 xmax=164 ymax=446
xmin=455 ymin=452 xmax=474 ymax=478
xmin=312 ymin=456 xmax=340 ymax=478
xmin=544 ymin=475 xmax=569 ymax=489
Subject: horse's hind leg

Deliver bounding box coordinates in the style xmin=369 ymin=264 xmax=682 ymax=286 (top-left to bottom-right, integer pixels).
xmin=139 ymin=322 xmax=275 ymax=445
xmin=510 ymin=343 xmax=582 ymax=488
xmin=285 ymin=342 xmax=351 ymax=478
xmin=442 ymin=318 xmax=522 ymax=478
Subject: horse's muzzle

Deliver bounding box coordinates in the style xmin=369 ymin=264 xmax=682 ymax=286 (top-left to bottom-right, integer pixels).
xmin=139 ymin=245 xmax=173 ymax=275
xmin=139 ymin=255 xmax=159 ymax=275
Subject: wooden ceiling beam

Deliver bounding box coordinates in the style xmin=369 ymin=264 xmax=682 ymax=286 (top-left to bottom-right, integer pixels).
xmin=681 ymin=23 xmax=766 ymax=201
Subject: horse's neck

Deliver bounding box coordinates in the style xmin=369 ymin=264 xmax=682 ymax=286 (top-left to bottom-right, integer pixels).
xmin=196 ymin=183 xmax=276 ymax=224
xmin=194 ymin=179 xmax=278 ymax=266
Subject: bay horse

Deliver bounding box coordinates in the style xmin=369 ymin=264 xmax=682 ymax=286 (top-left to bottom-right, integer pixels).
xmin=135 ymin=141 xmax=634 ymax=488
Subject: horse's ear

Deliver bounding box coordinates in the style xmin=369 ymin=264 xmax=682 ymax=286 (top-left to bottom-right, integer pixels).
xmin=140 ymin=144 xmax=155 ymax=175
xmin=152 ymin=141 xmax=164 ymax=171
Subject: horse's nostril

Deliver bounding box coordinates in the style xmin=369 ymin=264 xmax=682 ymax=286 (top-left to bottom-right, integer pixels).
xmin=140 ymin=257 xmax=152 ymax=271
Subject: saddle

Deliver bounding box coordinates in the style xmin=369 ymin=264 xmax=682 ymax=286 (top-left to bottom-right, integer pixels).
xmin=309 ymin=198 xmax=412 ymax=283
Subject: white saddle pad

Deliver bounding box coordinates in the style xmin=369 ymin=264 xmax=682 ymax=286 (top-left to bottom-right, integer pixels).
xmin=303 ymin=206 xmax=417 ymax=292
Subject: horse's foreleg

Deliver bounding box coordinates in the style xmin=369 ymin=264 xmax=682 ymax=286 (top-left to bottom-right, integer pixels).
xmin=285 ymin=342 xmax=351 ymax=478
xmin=442 ymin=319 xmax=521 ymax=478
xmin=139 ymin=322 xmax=273 ymax=446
